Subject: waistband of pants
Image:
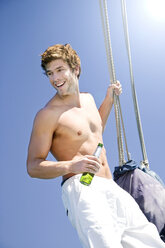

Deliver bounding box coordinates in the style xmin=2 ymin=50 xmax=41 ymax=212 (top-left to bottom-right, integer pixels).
xmin=61 ymin=174 xmax=113 ymax=188
xmin=61 ymin=177 xmax=70 ymax=187
xmin=61 ymin=174 xmax=81 ymax=187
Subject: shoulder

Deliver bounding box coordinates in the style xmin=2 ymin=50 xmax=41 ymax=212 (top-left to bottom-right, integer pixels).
xmin=35 ymin=106 xmax=54 ymax=122
xmin=80 ymin=92 xmax=95 ymax=103
xmin=33 ymin=106 xmax=59 ymax=131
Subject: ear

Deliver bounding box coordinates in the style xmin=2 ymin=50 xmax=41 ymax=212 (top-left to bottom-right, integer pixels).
xmin=74 ymin=66 xmax=80 ymax=77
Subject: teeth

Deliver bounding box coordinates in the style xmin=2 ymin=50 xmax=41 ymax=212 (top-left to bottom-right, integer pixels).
xmin=57 ymin=82 xmax=64 ymax=87
xmin=54 ymin=81 xmax=65 ymax=87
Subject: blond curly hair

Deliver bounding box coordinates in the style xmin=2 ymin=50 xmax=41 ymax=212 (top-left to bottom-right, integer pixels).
xmin=41 ymin=44 xmax=81 ymax=79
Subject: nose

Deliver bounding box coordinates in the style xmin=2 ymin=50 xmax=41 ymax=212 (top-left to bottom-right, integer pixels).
xmin=52 ymin=73 xmax=57 ymax=81
xmin=51 ymin=73 xmax=60 ymax=84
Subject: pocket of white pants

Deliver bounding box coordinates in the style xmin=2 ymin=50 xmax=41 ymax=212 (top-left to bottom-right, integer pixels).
xmin=62 ymin=191 xmax=75 ymax=227
xmin=66 ymin=207 xmax=76 ymax=228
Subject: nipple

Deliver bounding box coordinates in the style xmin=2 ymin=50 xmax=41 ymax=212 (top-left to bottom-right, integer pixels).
xmin=77 ymin=130 xmax=82 ymax=136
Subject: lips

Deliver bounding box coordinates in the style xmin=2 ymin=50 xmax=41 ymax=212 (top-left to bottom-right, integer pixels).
xmin=54 ymin=81 xmax=66 ymax=88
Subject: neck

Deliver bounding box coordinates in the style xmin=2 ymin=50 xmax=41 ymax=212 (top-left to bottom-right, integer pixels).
xmin=56 ymin=91 xmax=81 ymax=108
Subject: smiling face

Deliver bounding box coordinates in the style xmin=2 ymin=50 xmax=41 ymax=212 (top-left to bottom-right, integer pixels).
xmin=46 ymin=59 xmax=79 ymax=97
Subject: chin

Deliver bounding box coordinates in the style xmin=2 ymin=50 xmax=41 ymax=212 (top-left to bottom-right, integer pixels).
xmin=58 ymin=91 xmax=69 ymax=97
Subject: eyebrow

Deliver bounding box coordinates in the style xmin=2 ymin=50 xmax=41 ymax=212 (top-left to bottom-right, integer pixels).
xmin=46 ymin=66 xmax=64 ymax=73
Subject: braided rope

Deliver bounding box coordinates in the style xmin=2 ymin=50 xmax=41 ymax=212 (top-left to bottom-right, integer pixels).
xmin=120 ymin=0 xmax=149 ymax=167
xmin=99 ymin=0 xmax=129 ymax=165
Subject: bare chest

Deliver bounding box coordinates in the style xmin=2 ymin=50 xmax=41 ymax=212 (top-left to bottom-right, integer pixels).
xmin=55 ymin=106 xmax=102 ymax=140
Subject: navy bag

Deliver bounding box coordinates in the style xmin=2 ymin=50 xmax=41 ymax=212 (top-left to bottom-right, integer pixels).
xmin=114 ymin=160 xmax=165 ymax=242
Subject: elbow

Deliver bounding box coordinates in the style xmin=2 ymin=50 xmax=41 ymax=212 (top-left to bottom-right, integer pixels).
xmin=26 ymin=160 xmax=38 ymax=178
xmin=27 ymin=158 xmax=45 ymax=178
xmin=27 ymin=164 xmax=36 ymax=178
xmin=27 ymin=170 xmax=36 ymax=178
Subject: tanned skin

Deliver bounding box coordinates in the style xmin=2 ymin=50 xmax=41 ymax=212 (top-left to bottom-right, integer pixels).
xmin=27 ymin=59 xmax=122 ymax=182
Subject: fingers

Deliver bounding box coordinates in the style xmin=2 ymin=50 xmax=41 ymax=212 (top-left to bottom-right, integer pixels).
xmin=85 ymin=155 xmax=100 ymax=163
xmin=108 ymin=80 xmax=122 ymax=96
xmin=84 ymin=155 xmax=101 ymax=173
xmin=113 ymin=80 xmax=122 ymax=96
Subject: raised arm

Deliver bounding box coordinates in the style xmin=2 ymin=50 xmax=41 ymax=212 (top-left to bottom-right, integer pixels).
xmin=98 ymin=81 xmax=122 ymax=132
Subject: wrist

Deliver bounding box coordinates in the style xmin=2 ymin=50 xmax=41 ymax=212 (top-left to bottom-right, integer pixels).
xmin=105 ymin=93 xmax=114 ymax=104
xmin=65 ymin=160 xmax=73 ymax=174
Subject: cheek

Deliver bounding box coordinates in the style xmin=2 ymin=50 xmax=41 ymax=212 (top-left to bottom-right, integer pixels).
xmin=64 ymin=71 xmax=70 ymax=78
xmin=50 ymin=81 xmax=54 ymax=88
xmin=48 ymin=78 xmax=55 ymax=87
xmin=49 ymin=78 xmax=54 ymax=85
xmin=48 ymin=75 xmax=53 ymax=82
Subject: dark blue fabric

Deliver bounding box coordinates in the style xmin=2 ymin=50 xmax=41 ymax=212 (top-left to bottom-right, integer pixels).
xmin=113 ymin=160 xmax=165 ymax=241
xmin=113 ymin=160 xmax=138 ymax=180
xmin=160 ymin=225 xmax=165 ymax=242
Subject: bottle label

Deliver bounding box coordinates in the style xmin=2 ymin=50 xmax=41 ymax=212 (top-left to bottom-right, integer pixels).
xmin=80 ymin=143 xmax=103 ymax=186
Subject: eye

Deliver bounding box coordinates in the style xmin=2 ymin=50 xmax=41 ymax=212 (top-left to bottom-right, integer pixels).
xmin=47 ymin=71 xmax=52 ymax=76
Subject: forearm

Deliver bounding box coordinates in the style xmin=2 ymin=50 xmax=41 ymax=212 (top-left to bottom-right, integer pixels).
xmin=27 ymin=158 xmax=72 ymax=179
xmin=99 ymin=95 xmax=114 ymax=132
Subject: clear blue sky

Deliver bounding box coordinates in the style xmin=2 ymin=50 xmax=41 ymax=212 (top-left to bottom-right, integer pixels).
xmin=1 ymin=0 xmax=165 ymax=247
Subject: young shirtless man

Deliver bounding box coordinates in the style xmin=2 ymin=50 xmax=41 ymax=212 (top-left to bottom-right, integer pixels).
xmin=27 ymin=44 xmax=165 ymax=248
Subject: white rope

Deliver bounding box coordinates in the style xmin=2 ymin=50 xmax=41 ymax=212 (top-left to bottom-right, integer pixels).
xmin=99 ymin=0 xmax=124 ymax=165
xmin=99 ymin=0 xmax=130 ymax=165
xmin=120 ymin=0 xmax=149 ymax=167
xmin=99 ymin=0 xmax=113 ymax=83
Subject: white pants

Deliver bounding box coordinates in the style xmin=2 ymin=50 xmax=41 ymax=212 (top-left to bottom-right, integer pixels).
xmin=62 ymin=175 xmax=165 ymax=248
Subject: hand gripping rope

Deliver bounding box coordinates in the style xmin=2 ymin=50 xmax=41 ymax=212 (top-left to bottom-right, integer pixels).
xmin=99 ymin=0 xmax=130 ymax=166
xmin=99 ymin=0 xmax=149 ymax=168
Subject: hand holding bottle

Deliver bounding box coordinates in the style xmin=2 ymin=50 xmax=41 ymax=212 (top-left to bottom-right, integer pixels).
xmin=80 ymin=143 xmax=103 ymax=186
xmin=69 ymin=155 xmax=101 ymax=175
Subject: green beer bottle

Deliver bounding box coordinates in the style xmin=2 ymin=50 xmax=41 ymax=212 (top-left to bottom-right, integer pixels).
xmin=80 ymin=143 xmax=103 ymax=186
